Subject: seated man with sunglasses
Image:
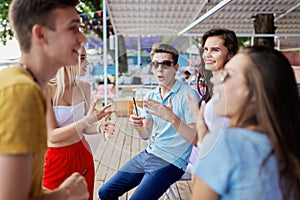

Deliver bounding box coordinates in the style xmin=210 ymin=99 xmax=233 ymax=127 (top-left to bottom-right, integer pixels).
xmin=99 ymin=43 xmax=199 ymax=200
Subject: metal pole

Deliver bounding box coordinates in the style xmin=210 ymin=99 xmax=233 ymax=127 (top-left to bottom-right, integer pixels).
xmin=178 ymin=0 xmax=233 ymax=35
xmin=103 ymin=0 xmax=108 ymax=105
xmin=137 ymin=35 xmax=141 ymax=72
xmin=115 ymin=35 xmax=119 ymax=98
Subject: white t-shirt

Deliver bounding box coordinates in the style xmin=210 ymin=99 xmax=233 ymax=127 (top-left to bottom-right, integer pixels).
xmin=199 ymin=99 xmax=228 ymax=158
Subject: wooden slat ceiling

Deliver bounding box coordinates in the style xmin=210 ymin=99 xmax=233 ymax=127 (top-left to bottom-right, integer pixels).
xmin=187 ymin=0 xmax=300 ymax=35
xmin=106 ymin=0 xmax=300 ymax=49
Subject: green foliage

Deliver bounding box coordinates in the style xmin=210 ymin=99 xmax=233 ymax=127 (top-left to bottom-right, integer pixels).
xmin=0 ymin=0 xmax=13 ymax=45
xmin=0 ymin=0 xmax=103 ymax=45
xmin=81 ymin=0 xmax=102 ymax=10
xmin=78 ymin=0 xmax=114 ymax=39
xmin=238 ymin=37 xmax=251 ymax=47
xmin=77 ymin=1 xmax=94 ymax=14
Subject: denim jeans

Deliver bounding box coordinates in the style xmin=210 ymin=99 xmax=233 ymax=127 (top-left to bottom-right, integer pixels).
xmin=98 ymin=150 xmax=185 ymax=200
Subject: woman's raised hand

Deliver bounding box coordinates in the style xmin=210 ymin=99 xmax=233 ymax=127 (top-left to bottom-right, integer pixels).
xmin=85 ymin=102 xmax=114 ymax=125
xmin=100 ymin=115 xmax=116 ymax=140
xmin=186 ymin=94 xmax=208 ymax=142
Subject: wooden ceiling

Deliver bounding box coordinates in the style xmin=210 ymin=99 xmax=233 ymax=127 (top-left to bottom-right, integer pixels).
xmin=106 ymin=0 xmax=300 ymax=49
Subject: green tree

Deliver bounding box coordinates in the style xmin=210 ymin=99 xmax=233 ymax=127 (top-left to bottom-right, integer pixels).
xmin=0 ymin=0 xmax=13 ymax=45
xmin=0 ymin=0 xmax=97 ymax=44
xmin=0 ymin=0 xmax=128 ymax=73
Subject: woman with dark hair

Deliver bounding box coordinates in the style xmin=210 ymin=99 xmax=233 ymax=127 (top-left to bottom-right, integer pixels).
xmin=192 ymin=47 xmax=300 ymax=199
xmin=197 ymin=28 xmax=239 ymax=103
xmin=188 ymin=28 xmax=239 ymax=151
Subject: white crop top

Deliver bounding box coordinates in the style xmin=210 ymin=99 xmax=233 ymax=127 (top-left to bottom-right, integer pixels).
xmin=52 ymin=101 xmax=85 ymax=127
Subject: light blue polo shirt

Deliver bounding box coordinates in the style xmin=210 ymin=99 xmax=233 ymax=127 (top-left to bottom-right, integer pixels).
xmin=193 ymin=128 xmax=282 ymax=200
xmin=144 ymin=80 xmax=200 ymax=171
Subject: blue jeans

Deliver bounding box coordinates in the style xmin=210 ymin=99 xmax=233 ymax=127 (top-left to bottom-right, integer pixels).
xmin=98 ymin=150 xmax=185 ymax=200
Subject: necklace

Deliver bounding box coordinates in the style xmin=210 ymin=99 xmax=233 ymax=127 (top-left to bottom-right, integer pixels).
xmin=20 ymin=64 xmax=38 ymax=83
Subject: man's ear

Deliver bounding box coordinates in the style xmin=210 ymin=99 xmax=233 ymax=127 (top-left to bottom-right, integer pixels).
xmin=174 ymin=63 xmax=179 ymax=71
xmin=32 ymin=24 xmax=47 ymax=45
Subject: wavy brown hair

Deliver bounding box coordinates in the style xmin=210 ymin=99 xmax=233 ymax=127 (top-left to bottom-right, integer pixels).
xmin=197 ymin=28 xmax=239 ymax=104
xmin=238 ymin=47 xmax=300 ymax=200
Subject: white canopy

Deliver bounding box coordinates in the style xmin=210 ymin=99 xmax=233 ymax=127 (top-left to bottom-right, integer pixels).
xmin=106 ymin=0 xmax=300 ymax=48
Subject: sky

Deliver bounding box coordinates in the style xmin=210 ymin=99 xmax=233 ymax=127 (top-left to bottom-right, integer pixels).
xmin=0 ymin=37 xmax=21 ymax=62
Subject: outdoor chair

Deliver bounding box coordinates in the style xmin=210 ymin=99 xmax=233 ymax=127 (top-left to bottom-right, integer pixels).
xmin=164 ymin=146 xmax=199 ymax=200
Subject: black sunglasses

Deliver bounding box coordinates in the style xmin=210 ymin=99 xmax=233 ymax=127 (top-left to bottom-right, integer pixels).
xmin=150 ymin=60 xmax=174 ymax=69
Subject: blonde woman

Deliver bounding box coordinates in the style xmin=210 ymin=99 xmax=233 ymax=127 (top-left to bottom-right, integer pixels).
xmin=43 ymin=45 xmax=115 ymax=200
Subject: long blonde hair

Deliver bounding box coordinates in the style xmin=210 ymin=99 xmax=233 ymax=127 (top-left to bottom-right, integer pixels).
xmin=49 ymin=45 xmax=85 ymax=105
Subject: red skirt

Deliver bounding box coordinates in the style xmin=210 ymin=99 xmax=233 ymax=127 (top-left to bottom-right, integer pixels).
xmin=43 ymin=137 xmax=94 ymax=200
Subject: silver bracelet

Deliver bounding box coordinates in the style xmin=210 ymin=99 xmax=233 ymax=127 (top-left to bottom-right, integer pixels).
xmin=96 ymin=123 xmax=101 ymax=134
